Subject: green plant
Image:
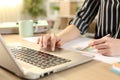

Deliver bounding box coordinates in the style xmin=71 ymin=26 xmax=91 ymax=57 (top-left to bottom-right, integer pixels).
xmin=23 ymin=0 xmax=46 ymax=20
xmin=51 ymin=5 xmax=60 ymax=11
xmin=76 ymin=6 xmax=81 ymax=11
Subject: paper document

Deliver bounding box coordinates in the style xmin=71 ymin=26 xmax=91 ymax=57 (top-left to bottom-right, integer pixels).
xmin=23 ymin=37 xmax=120 ymax=64
xmin=23 ymin=37 xmax=38 ymax=43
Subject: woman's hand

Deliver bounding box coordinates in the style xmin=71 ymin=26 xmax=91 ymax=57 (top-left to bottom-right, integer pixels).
xmin=89 ymin=35 xmax=120 ymax=56
xmin=37 ymin=25 xmax=81 ymax=51
xmin=37 ymin=34 xmax=63 ymax=51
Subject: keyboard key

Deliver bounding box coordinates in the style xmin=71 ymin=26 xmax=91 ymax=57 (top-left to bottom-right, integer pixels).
xmin=9 ymin=46 xmax=71 ymax=69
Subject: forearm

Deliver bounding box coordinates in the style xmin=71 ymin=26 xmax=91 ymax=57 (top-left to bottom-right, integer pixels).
xmin=57 ymin=25 xmax=81 ymax=44
xmin=70 ymin=0 xmax=100 ymax=35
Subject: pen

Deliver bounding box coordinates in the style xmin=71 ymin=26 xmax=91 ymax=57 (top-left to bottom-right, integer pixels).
xmin=76 ymin=34 xmax=111 ymax=51
xmin=106 ymin=34 xmax=111 ymax=37
xmin=76 ymin=44 xmax=91 ymax=51
xmin=80 ymin=45 xmax=91 ymax=51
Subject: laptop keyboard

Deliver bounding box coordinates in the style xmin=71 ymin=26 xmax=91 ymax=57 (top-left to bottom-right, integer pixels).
xmin=10 ymin=46 xmax=71 ymax=69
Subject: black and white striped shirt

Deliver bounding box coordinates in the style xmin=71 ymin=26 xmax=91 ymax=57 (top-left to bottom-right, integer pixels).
xmin=71 ymin=0 xmax=120 ymax=39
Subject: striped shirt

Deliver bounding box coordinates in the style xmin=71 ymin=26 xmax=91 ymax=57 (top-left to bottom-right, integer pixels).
xmin=71 ymin=0 xmax=120 ymax=39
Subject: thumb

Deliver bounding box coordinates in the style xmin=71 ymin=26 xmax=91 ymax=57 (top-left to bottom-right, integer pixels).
xmin=56 ymin=40 xmax=63 ymax=48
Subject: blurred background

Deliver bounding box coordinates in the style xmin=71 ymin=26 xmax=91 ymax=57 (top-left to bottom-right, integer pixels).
xmin=0 ymin=0 xmax=84 ymax=26
xmin=0 ymin=0 xmax=96 ymax=35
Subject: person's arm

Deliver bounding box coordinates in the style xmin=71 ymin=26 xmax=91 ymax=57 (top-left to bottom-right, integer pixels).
xmin=71 ymin=0 xmax=100 ymax=35
xmin=37 ymin=0 xmax=100 ymax=51
xmin=57 ymin=0 xmax=100 ymax=46
xmin=37 ymin=25 xmax=81 ymax=51
xmin=57 ymin=25 xmax=81 ymax=44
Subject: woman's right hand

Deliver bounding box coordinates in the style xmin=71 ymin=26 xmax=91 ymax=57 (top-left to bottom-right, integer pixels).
xmin=37 ymin=25 xmax=81 ymax=51
xmin=37 ymin=34 xmax=63 ymax=51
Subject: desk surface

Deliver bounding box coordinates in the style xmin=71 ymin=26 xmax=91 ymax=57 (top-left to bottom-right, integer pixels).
xmin=1 ymin=34 xmax=120 ymax=80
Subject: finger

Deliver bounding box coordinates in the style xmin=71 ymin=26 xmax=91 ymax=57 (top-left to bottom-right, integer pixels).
xmin=37 ymin=36 xmax=43 ymax=47
xmin=39 ymin=36 xmax=43 ymax=47
xmin=94 ymin=42 xmax=110 ymax=50
xmin=50 ymin=34 xmax=56 ymax=51
xmin=88 ymin=39 xmax=95 ymax=46
xmin=37 ymin=37 xmax=40 ymax=44
xmin=97 ymin=49 xmax=111 ymax=56
xmin=42 ymin=34 xmax=51 ymax=48
xmin=56 ymin=40 xmax=63 ymax=48
xmin=90 ymin=37 xmax=108 ymax=46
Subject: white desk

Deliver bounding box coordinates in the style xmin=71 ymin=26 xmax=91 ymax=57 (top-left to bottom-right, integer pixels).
xmin=1 ymin=34 xmax=120 ymax=80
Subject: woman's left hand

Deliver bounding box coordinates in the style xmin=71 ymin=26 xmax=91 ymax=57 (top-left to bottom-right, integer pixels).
xmin=89 ymin=35 xmax=120 ymax=56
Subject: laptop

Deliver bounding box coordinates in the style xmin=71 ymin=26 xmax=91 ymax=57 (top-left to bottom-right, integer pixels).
xmin=0 ymin=35 xmax=94 ymax=79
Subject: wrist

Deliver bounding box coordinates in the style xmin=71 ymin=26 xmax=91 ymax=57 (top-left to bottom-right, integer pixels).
xmin=56 ymin=33 xmax=65 ymax=45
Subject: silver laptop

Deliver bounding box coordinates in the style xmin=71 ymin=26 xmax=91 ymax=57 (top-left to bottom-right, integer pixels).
xmin=0 ymin=35 xmax=93 ymax=79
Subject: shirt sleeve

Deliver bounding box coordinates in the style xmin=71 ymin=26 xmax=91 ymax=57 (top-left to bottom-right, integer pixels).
xmin=70 ymin=0 xmax=100 ymax=35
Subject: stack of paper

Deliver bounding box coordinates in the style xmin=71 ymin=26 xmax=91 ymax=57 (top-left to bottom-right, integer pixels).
xmin=111 ymin=62 xmax=120 ymax=74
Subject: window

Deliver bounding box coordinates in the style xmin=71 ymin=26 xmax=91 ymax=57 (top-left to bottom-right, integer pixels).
xmin=0 ymin=0 xmax=23 ymax=22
